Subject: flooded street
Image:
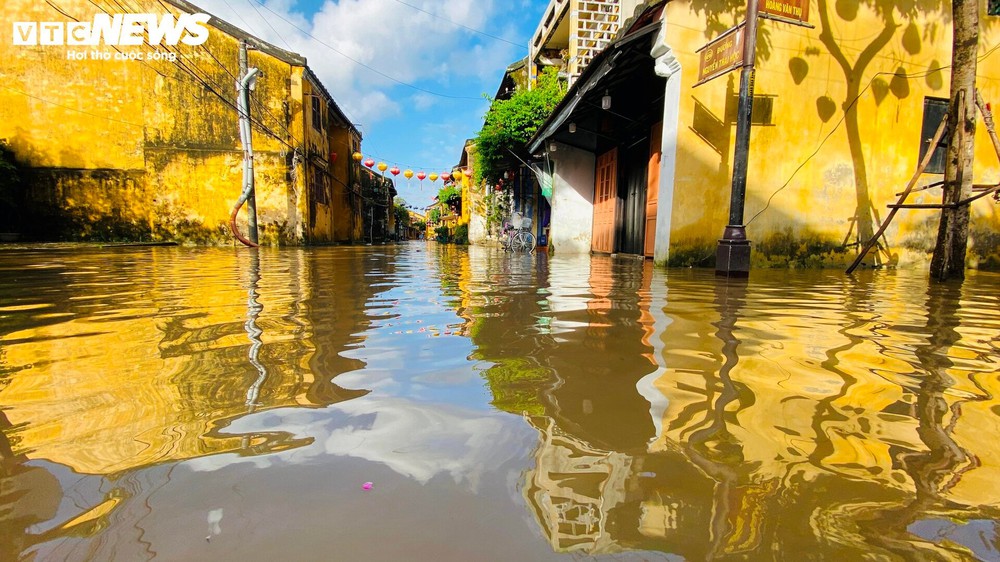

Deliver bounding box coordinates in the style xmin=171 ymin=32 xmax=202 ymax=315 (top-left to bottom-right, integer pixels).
xmin=1 ymin=243 xmax=999 ymax=561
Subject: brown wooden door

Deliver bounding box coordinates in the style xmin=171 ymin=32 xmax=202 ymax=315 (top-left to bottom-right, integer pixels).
xmin=592 ymin=148 xmax=617 ymax=253
xmin=644 ymin=122 xmax=662 ymax=257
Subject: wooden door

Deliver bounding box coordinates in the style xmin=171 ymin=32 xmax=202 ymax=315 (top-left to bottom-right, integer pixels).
xmin=644 ymin=122 xmax=662 ymax=257
xmin=592 ymin=148 xmax=617 ymax=254
xmin=620 ymin=143 xmax=647 ymax=256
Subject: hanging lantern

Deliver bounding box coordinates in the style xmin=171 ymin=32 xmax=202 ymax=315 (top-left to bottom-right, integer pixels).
xmin=330 ymin=152 xmax=338 ymax=163
xmin=364 ymin=158 xmax=375 ymax=168
xmin=404 ymin=169 xmax=414 ymax=179
xmin=441 ymin=172 xmax=451 ymax=182
xmin=390 ymin=166 xmax=400 ymax=177
xmin=416 ymin=172 xmax=426 ymax=181
xmin=453 ymin=170 xmax=463 ymax=181
xmin=377 ymin=162 xmax=388 ymax=173
xmin=429 ymin=173 xmax=439 ymax=182
xmin=352 ymin=152 xmax=363 ymax=162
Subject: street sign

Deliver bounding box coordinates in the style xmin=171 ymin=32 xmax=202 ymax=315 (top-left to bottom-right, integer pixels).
xmin=760 ymin=0 xmax=809 ymax=22
xmin=695 ymin=24 xmax=745 ymax=87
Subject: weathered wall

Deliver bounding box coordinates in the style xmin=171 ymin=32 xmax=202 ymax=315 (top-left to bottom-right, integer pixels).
xmin=550 ymin=142 xmax=596 ymax=254
xmin=331 ymin=128 xmax=362 ymax=243
xmin=0 ymin=0 xmax=327 ymax=244
xmin=660 ymin=0 xmax=1000 ymax=268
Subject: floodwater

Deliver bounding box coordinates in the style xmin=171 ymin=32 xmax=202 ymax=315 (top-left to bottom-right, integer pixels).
xmin=1 ymin=243 xmax=999 ymax=561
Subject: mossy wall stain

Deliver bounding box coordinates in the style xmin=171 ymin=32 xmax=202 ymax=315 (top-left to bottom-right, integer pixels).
xmin=660 ymin=0 xmax=1000 ymax=269
xmin=0 ymin=0 xmax=361 ymax=245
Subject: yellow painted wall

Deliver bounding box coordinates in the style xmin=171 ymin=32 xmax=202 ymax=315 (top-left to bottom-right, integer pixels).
xmin=662 ymin=0 xmax=1000 ymax=268
xmin=0 ymin=0 xmax=357 ymax=245
xmin=332 ymin=129 xmax=363 ymax=242
xmin=0 ymin=248 xmax=374 ymax=476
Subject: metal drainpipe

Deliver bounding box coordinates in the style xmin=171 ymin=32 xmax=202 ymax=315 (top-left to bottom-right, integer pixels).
xmin=229 ymin=67 xmax=261 ymax=247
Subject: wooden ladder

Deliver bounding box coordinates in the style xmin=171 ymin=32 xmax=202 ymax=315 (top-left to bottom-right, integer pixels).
xmin=846 ymin=90 xmax=1000 ymax=273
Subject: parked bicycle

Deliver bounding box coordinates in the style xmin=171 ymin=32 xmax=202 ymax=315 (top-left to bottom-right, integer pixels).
xmin=500 ymin=212 xmax=536 ymax=253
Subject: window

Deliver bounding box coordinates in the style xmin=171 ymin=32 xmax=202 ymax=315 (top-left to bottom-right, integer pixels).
xmin=990 ymin=0 xmax=999 ymax=16
xmin=919 ymin=97 xmax=949 ymax=174
xmin=311 ymin=96 xmax=322 ymax=131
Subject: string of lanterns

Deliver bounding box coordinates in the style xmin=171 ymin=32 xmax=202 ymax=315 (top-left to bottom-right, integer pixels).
xmin=352 ymin=151 xmax=466 ymax=190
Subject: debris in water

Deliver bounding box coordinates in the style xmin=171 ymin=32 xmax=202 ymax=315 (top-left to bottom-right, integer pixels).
xmin=362 ymin=481 xmax=374 ymax=490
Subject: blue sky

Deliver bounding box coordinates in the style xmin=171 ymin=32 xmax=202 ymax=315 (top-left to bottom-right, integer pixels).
xmin=194 ymin=0 xmax=548 ymax=209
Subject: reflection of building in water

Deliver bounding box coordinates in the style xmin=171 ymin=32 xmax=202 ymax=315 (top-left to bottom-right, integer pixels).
xmin=466 ymin=253 xmax=659 ymax=554
xmin=638 ymin=273 xmax=1000 ymax=559
xmin=465 ymin=256 xmax=1000 ymax=559
xmin=523 ymin=417 xmax=632 ymax=555
xmin=0 ymin=248 xmax=385 ymax=554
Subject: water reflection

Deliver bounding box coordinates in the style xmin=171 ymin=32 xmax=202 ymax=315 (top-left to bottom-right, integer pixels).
xmin=0 ymin=244 xmax=999 ymax=560
xmin=243 ymin=250 xmax=267 ymax=411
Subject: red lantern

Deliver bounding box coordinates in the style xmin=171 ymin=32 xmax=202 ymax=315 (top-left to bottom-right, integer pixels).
xmin=441 ymin=172 xmax=451 ymax=182
xmin=364 ymin=158 xmax=375 ymax=168
xmin=416 ymin=172 xmax=426 ymax=181
xmin=390 ymin=166 xmax=400 ymax=176
xmin=330 ymin=152 xmax=338 ymax=163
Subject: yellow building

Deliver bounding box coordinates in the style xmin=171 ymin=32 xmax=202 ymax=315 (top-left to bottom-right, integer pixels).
xmin=528 ymin=0 xmax=1000 ymax=268
xmin=0 ymin=0 xmax=363 ymax=244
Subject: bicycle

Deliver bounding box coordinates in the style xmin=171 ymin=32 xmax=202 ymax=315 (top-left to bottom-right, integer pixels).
xmin=500 ymin=213 xmax=536 ymax=253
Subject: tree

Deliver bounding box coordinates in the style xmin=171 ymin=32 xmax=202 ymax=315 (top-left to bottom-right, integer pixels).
xmin=473 ymin=68 xmax=566 ymax=186
xmin=437 ymin=184 xmax=462 ymax=215
xmin=393 ymin=197 xmax=410 ymax=229
xmin=930 ymin=0 xmax=979 ymax=280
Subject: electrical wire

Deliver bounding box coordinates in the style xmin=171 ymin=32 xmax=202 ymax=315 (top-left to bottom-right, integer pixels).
xmin=244 ymin=0 xmax=294 ymax=51
xmin=0 ymin=84 xmax=145 ymax=128
xmin=745 ymin=41 xmax=1000 ymax=227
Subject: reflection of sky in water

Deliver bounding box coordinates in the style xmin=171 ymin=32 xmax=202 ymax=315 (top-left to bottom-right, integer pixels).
xmin=908 ymin=519 xmax=999 ymax=561
xmin=187 ymin=398 xmax=534 ymax=490
xmin=339 ymin=278 xmax=495 ymax=410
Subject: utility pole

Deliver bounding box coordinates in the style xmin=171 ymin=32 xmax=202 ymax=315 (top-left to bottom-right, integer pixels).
xmin=930 ymin=0 xmax=979 ymax=280
xmin=716 ymin=0 xmax=759 ymax=277
xmin=239 ymin=39 xmax=259 ymax=245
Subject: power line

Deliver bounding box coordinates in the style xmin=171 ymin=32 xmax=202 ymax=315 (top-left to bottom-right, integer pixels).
xmin=745 ymin=42 xmax=1000 ymax=227
xmin=245 ymin=0 xmax=294 ymax=51
xmin=247 ymin=0 xmax=485 ymax=101
xmin=389 ymin=0 xmax=525 ymax=48
xmin=0 ymin=84 xmax=144 ymax=128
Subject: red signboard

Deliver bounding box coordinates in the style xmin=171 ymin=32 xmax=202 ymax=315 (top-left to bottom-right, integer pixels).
xmin=695 ymin=25 xmax=745 ymax=86
xmin=760 ymin=0 xmax=810 ymax=23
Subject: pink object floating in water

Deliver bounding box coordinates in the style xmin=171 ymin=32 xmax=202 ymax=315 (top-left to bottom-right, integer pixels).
xmin=362 ymin=482 xmax=373 ymax=490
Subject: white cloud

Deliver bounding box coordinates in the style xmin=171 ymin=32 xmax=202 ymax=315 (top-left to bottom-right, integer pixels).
xmin=185 ymin=397 xmax=531 ymax=491
xmin=192 ymin=0 xmax=518 ymax=125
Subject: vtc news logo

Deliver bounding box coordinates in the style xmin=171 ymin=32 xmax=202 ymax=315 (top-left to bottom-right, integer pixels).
xmin=12 ymin=13 xmax=211 ymax=46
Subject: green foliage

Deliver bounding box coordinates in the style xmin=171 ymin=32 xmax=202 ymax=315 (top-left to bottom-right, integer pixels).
xmin=428 ymin=208 xmax=441 ymax=223
xmin=484 ymin=188 xmax=512 ymax=236
xmin=480 ymin=357 xmax=548 ymax=416
xmin=453 ymin=223 xmax=468 ymax=245
xmin=413 ymin=220 xmax=426 ymax=231
xmin=438 ymin=184 xmax=462 ymax=216
xmin=434 ymin=224 xmax=450 ymax=242
xmin=473 ymin=68 xmax=566 ymax=186
xmin=393 ymin=197 xmax=410 ymax=227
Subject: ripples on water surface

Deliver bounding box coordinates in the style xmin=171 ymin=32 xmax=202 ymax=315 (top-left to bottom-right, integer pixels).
xmin=1 ymin=244 xmax=999 ymax=561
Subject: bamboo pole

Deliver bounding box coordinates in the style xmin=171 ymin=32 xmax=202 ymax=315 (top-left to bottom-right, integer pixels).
xmin=846 ymin=115 xmax=949 ymax=274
